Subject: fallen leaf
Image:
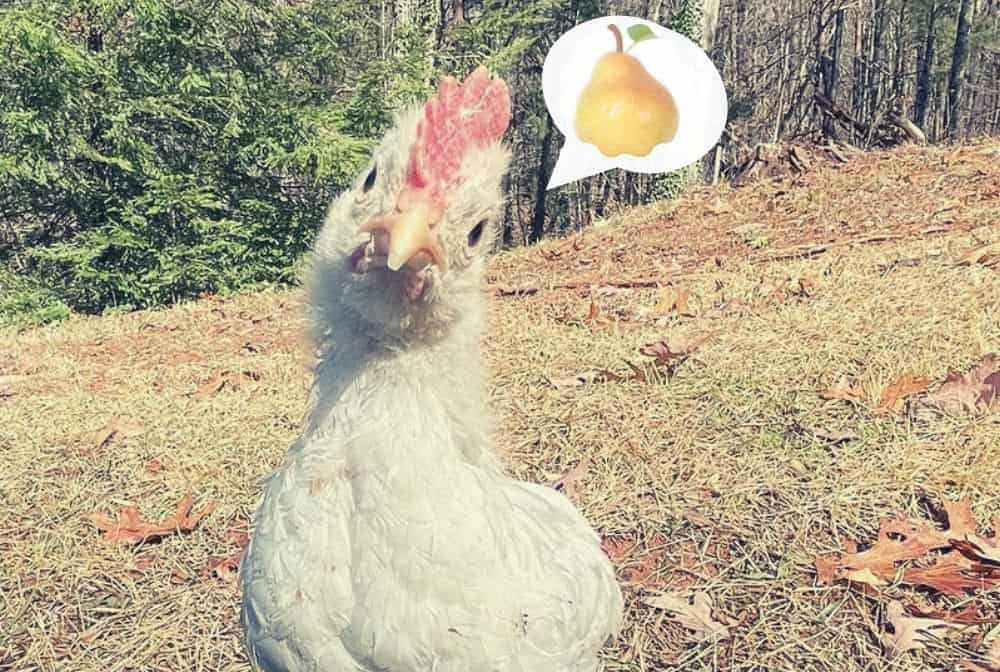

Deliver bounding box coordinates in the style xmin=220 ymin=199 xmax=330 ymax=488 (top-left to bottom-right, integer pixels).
xmin=90 ymin=416 xmax=145 ymax=454
xmin=952 ymin=537 xmax=1000 ymax=565
xmin=601 ymin=537 xmax=634 ymax=564
xmin=195 ymin=372 xmax=229 ymax=399
xmin=585 ymin=294 xmax=615 ymax=327
xmin=642 ymin=591 xmax=731 ymax=642
xmin=85 ymin=495 xmax=217 ymax=545
xmin=78 ymin=627 xmax=99 ymax=645
xmin=145 ymin=457 xmax=164 ymax=473
xmin=653 ymin=286 xmax=691 ymax=316
xmin=902 ymin=553 xmax=996 ymax=595
xmin=881 ymin=600 xmax=957 ymax=656
xmin=924 ymin=353 xmax=1000 ymax=414
xmin=820 ymin=376 xmax=864 ymax=404
xmin=943 ymin=498 xmax=982 ymax=537
xmin=956 ymin=241 xmax=1000 ymax=268
xmin=206 ymin=551 xmax=243 ymax=584
xmin=622 ymin=549 xmax=665 ymax=587
xmin=907 ymin=603 xmax=997 ymax=625
xmin=550 ymin=458 xmax=590 ymax=502
xmin=960 ymin=661 xmax=996 ymax=672
xmin=639 ymin=340 xmax=690 ymax=366
xmin=815 ymin=498 xmax=1000 ymax=594
xmin=843 ymin=567 xmax=886 ymax=588
xmin=626 ymin=336 xmax=706 ymax=384
xmin=171 ymin=567 xmax=193 ymax=584
xmin=682 ymin=508 xmax=713 ymax=528
xmin=876 ymin=374 xmax=930 ymax=414
xmin=792 ymin=277 xmax=815 ymax=297
xmin=133 ymin=556 xmax=155 ymax=572
xmin=194 ymin=370 xmax=261 ymax=399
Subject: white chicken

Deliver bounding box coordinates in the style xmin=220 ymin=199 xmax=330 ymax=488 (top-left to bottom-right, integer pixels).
xmin=240 ymin=67 xmax=623 ymax=672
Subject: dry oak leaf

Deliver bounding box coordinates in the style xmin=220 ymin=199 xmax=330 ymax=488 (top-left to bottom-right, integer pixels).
xmin=206 ymin=525 xmax=250 ymax=585
xmin=85 ymin=495 xmax=217 ymax=545
xmin=206 ymin=551 xmax=244 ymax=584
xmin=902 ymin=553 xmax=999 ymax=595
xmin=820 ymin=376 xmax=864 ymax=404
xmin=816 ymin=499 xmax=1000 ymax=594
xmin=549 ymin=458 xmax=591 ymax=502
xmin=585 ymin=294 xmax=615 ymax=327
xmin=924 ymin=353 xmax=1000 ymax=414
xmin=875 ymin=374 xmax=930 ymax=414
xmin=953 ymin=536 xmax=1000 ymax=565
xmin=642 ymin=591 xmax=731 ymax=642
xmin=906 ymin=603 xmax=996 ymax=625
xmin=881 ymin=600 xmax=959 ymax=656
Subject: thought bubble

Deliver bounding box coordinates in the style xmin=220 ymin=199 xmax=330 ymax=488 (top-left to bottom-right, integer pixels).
xmin=543 ymin=16 xmax=728 ymax=190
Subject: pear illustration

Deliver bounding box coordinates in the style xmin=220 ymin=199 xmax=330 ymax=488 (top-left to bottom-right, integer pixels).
xmin=574 ymin=24 xmax=679 ymax=157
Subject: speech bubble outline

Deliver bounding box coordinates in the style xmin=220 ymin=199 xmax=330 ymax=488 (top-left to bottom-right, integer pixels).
xmin=542 ymin=15 xmax=728 ymax=190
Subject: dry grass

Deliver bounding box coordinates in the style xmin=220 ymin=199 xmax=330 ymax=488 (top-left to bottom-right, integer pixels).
xmin=2 ymin=140 xmax=1000 ymax=672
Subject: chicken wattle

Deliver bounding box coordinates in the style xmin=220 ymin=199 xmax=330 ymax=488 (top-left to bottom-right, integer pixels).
xmin=240 ymin=67 xmax=624 ymax=672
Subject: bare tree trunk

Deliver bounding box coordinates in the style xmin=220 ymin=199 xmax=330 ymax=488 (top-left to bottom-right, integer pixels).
xmin=867 ymin=0 xmax=884 ymax=121
xmin=701 ymin=0 xmax=720 ymax=51
xmin=914 ymin=0 xmax=937 ymax=131
xmin=891 ymin=2 xmax=907 ymax=100
xmin=852 ymin=6 xmax=865 ymax=129
xmin=529 ymin=114 xmax=555 ymax=243
xmin=773 ymin=37 xmax=791 ymax=142
xmin=501 ymin=172 xmax=514 ymax=247
xmin=821 ymin=6 xmax=845 ymax=138
xmin=947 ymin=0 xmax=974 ymax=138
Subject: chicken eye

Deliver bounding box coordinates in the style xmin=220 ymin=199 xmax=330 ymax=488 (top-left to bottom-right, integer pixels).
xmin=467 ymin=219 xmax=487 ymax=247
xmin=362 ymin=165 xmax=377 ymax=193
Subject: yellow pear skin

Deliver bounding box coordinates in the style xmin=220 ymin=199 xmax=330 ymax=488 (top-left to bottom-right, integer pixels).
xmin=575 ymin=25 xmax=679 ymax=157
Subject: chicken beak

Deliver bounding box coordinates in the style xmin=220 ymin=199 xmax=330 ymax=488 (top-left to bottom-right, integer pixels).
xmin=358 ymin=192 xmax=447 ymax=273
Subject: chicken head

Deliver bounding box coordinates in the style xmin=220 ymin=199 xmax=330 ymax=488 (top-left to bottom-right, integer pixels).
xmin=310 ymin=67 xmax=512 ymax=344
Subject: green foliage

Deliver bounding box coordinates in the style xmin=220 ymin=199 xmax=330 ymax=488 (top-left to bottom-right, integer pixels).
xmin=440 ymin=0 xmax=562 ymax=78
xmin=626 ymin=24 xmax=656 ymax=45
xmin=670 ymin=0 xmax=703 ymax=43
xmin=0 ymin=266 xmax=71 ymax=328
xmin=1 ymin=0 xmax=706 ymax=323
xmin=1 ymin=0 xmax=373 ymax=315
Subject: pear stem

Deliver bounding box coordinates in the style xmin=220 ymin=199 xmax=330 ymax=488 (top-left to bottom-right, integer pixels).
xmin=608 ymin=24 xmax=623 ymax=53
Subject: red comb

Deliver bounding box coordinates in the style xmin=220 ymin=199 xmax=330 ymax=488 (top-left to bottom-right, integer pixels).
xmin=405 ymin=66 xmax=511 ymax=205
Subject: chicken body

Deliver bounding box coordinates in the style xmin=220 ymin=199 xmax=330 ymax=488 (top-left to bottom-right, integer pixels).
xmin=241 ymin=319 xmax=622 ymax=671
xmin=240 ymin=69 xmax=623 ymax=672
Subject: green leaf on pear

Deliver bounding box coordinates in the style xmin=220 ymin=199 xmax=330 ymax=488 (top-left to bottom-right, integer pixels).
xmin=626 ymin=24 xmax=657 ymax=45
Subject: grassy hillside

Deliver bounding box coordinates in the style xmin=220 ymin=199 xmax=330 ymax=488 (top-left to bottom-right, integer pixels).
xmin=2 ymin=140 xmax=999 ymax=671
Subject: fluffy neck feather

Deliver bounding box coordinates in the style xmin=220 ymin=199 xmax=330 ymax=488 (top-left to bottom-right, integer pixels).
xmin=303 ymin=280 xmax=498 ymax=470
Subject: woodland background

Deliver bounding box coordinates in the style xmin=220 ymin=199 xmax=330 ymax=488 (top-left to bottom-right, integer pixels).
xmin=1 ymin=0 xmax=998 ymax=325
